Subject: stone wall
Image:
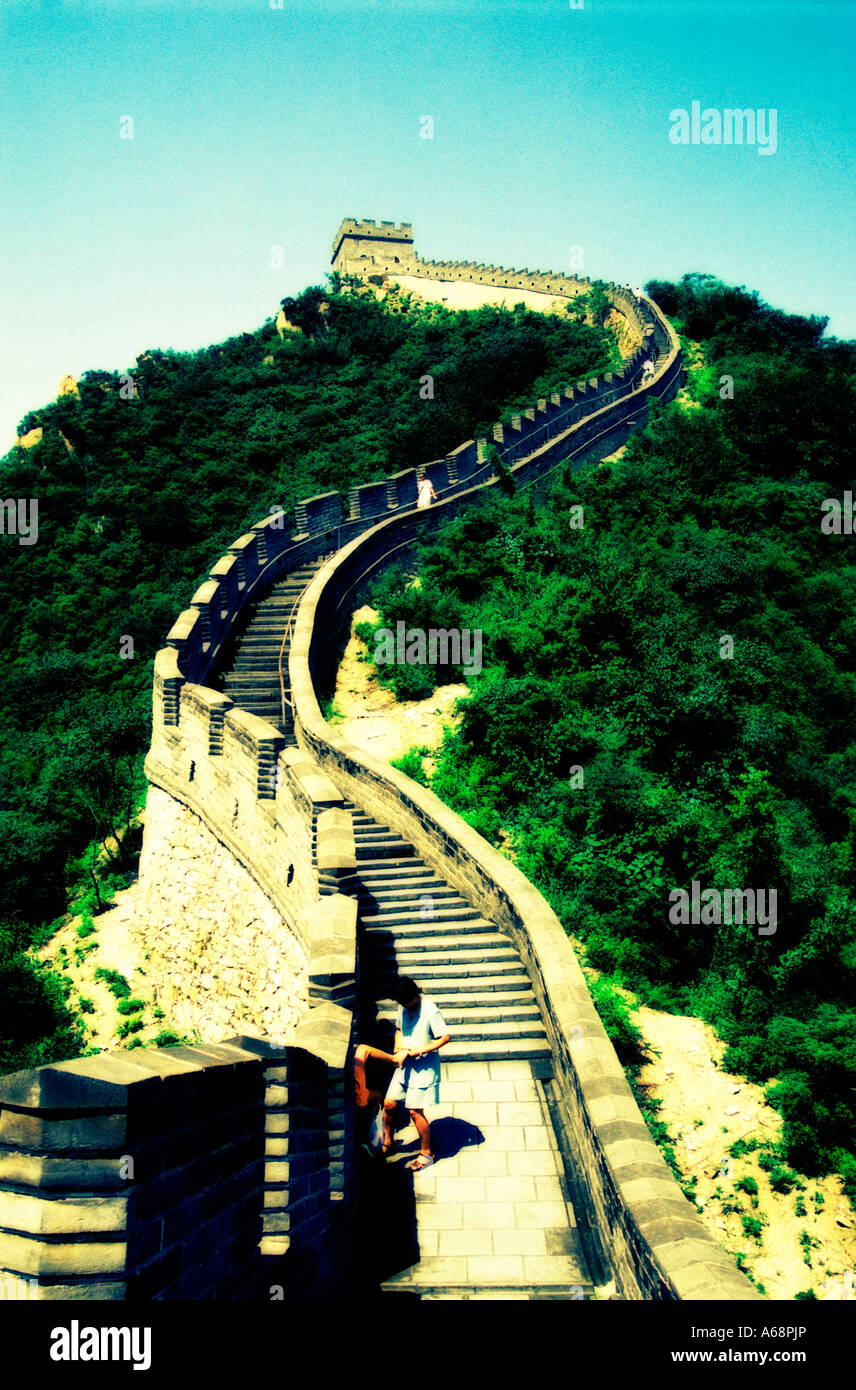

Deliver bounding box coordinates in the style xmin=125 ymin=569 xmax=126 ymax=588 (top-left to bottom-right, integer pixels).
xmin=133 ymin=787 xmax=308 ymax=1046
xmin=126 ymin=236 xmax=701 ymax=1299
xmin=145 ymin=683 xmax=343 ymax=958
xmin=0 ymin=1044 xmax=265 ymax=1300
xmin=288 ymin=505 xmax=760 ymax=1302
xmin=0 ymin=1009 xmax=355 ymax=1300
xmin=156 ymin=259 xmax=662 ymax=702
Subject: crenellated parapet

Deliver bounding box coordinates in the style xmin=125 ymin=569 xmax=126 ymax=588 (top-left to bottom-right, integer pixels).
xmin=331 ymin=218 xmax=416 ymax=276
xmin=0 ymin=1018 xmax=357 ymax=1299
xmin=153 ymin=234 xmax=671 ymax=734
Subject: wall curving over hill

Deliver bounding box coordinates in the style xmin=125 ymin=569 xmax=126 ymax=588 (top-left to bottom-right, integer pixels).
xmin=0 ymin=249 xmax=760 ymax=1299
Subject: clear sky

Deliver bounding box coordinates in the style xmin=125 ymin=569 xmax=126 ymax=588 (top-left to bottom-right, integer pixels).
xmin=2 ymin=0 xmax=854 ymax=448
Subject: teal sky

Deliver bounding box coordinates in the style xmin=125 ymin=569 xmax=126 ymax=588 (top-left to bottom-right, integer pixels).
xmin=2 ymin=0 xmax=854 ymax=447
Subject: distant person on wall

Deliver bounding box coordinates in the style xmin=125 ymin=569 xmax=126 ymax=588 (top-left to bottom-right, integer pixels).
xmin=383 ymin=976 xmax=451 ymax=1170
xmin=417 ymin=476 xmax=438 ymax=509
xmin=639 ymin=357 xmax=655 ymax=390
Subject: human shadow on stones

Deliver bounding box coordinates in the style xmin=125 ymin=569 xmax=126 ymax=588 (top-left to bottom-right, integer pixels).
xmin=354 ymin=1113 xmax=485 ymax=1294
xmin=420 ymin=1115 xmax=483 ymax=1163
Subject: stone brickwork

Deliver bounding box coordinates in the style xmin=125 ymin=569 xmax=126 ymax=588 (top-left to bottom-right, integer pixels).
xmin=332 ymin=217 xmax=415 ymax=276
xmin=0 ymin=1044 xmax=266 ymax=1300
xmin=145 ymin=683 xmax=346 ymax=959
xmin=226 ymin=1004 xmax=355 ymax=1296
xmin=132 ymin=787 xmax=308 ymax=1046
xmin=0 ymin=1021 xmax=355 ymax=1300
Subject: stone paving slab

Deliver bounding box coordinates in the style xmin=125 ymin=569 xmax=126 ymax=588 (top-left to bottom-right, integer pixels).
xmin=487 ymin=1060 xmax=536 ymax=1079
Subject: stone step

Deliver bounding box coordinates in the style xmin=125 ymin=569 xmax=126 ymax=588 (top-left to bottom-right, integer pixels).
xmin=372 ymin=959 xmax=529 ymax=983
xmin=405 ymin=1019 xmax=545 ymax=1042
xmin=230 ymin=647 xmax=286 ymax=656
xmin=355 ymin=884 xmax=459 ymax=902
xmin=378 ymin=1002 xmax=542 ymax=1025
xmin=224 ymin=675 xmax=282 ymax=687
xmin=243 ymin=613 xmax=297 ymax=625
xmin=232 ymin=668 xmax=283 ymax=677
xmin=353 ymin=832 xmax=404 ymax=845
xmin=355 ymin=843 xmax=416 ymax=860
xmin=363 ymin=916 xmax=494 ymax=936
xmin=229 ymin=667 xmax=282 ymax=677
xmin=361 ymin=910 xmax=485 ymax=931
xmin=428 ymin=989 xmax=537 ymax=1010
xmin=356 ymin=863 xmax=434 ymax=879
xmin=224 ymin=678 xmax=283 ymax=690
xmin=360 ymin=906 xmax=482 ymax=928
xmin=382 ymin=1273 xmax=593 ymax=1299
xmin=440 ymin=1038 xmax=552 ymax=1063
xmin=369 ymin=940 xmax=518 ymax=967
xmin=373 ymin=974 xmax=535 ymax=996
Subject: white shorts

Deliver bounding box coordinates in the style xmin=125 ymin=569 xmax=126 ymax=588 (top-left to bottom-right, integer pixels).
xmin=386 ymin=1066 xmax=439 ymax=1109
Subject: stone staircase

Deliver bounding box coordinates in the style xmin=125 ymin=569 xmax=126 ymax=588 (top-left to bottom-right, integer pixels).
xmin=221 ymin=592 xmax=593 ymax=1298
xmin=347 ymin=801 xmax=550 ymax=1066
xmin=221 ymin=560 xmax=328 ymax=738
xmin=346 ymin=801 xmax=593 ymax=1299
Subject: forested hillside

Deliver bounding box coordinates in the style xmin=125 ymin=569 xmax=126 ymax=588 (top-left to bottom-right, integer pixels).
xmin=361 ymin=275 xmax=856 ymax=1194
xmin=0 ymin=278 xmax=613 ymax=1074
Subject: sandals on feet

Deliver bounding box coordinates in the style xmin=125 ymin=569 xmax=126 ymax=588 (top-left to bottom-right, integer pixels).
xmin=406 ymin=1154 xmax=434 ymax=1171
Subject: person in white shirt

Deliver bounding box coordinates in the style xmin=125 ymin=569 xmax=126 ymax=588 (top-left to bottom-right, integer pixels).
xmin=417 ymin=477 xmax=438 ymax=509
xmin=382 ymin=976 xmax=451 ymax=1170
xmin=638 ymin=357 xmax=655 ymax=389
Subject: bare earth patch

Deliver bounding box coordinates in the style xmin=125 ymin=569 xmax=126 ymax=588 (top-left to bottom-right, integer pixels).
xmin=332 ymin=605 xmax=468 ymax=768
xmin=633 ymin=1004 xmax=856 ymax=1300
xmin=37 ymin=810 xmax=189 ymax=1055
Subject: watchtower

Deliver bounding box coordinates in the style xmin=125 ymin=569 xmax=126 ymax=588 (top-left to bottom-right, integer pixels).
xmin=331 ymin=218 xmax=415 ymax=277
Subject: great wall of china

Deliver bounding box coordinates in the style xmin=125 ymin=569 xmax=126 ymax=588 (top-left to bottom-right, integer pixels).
xmin=0 ymin=220 xmax=761 ymax=1301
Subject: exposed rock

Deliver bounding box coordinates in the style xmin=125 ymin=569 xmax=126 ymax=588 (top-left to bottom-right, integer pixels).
xmin=57 ymin=373 xmax=79 ymax=397
xmin=15 ymin=425 xmax=43 ymax=449
xmin=276 ymin=308 xmax=301 ymax=337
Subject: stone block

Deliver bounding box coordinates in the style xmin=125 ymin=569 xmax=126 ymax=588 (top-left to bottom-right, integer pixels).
xmin=0 ymin=1111 xmax=128 ymax=1152
xmin=0 ymin=1191 xmax=127 ymax=1237
xmin=0 ymin=1232 xmax=127 ymax=1278
xmin=466 ymin=1255 xmax=525 ymax=1285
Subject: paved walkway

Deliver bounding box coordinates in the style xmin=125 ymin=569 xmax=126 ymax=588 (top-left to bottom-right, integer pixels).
xmin=380 ymin=1059 xmax=593 ymax=1299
